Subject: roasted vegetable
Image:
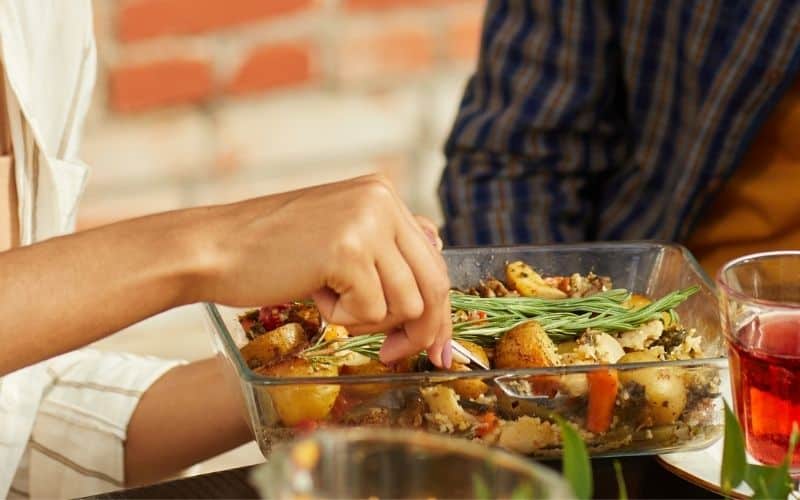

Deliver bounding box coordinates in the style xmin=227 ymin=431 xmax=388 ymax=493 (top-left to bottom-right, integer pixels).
xmin=260 ymin=359 xmax=340 ymax=426
xmin=586 ymin=369 xmax=619 ymax=433
xmin=618 ymin=351 xmax=687 ymax=425
xmin=495 ymin=321 xmax=560 ymax=369
xmin=505 ymin=261 xmax=567 ymax=299
xmin=240 ymin=323 xmax=307 ymax=369
xmin=445 ymin=341 xmax=490 ymax=399
xmin=340 ymin=360 xmax=393 ymax=397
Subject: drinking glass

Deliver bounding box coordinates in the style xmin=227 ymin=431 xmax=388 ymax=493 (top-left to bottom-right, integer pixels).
xmin=718 ymin=251 xmax=800 ymax=468
xmin=249 ymin=428 xmax=574 ymax=499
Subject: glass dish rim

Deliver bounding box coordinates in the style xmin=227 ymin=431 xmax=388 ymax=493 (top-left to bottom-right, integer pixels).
xmin=205 ymin=240 xmax=725 ymax=386
xmin=716 ymin=250 xmax=800 ymax=309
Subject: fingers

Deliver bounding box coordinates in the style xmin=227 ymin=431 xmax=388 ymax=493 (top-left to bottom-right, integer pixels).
xmin=413 ymin=215 xmax=443 ymax=251
xmin=313 ymin=260 xmax=387 ymax=326
xmin=382 ymin=220 xmax=451 ymax=367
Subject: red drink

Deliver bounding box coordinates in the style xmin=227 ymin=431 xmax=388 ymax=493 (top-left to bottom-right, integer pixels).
xmin=728 ymin=313 xmax=800 ymax=466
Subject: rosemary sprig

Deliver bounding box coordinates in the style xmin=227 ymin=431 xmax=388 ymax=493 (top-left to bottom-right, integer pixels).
xmin=453 ymin=286 xmax=699 ymax=345
xmin=299 ymin=286 xmax=700 ymax=361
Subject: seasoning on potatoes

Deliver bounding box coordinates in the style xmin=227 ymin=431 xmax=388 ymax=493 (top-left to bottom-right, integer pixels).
xmin=260 ymin=359 xmax=340 ymax=426
xmin=618 ymin=351 xmax=687 ymax=425
xmin=240 ymin=323 xmax=307 ymax=369
xmin=495 ymin=321 xmax=561 ymax=396
xmin=505 ymin=261 xmax=567 ymax=299
xmin=496 ymin=321 xmax=560 ymax=369
xmin=444 ymin=340 xmax=490 ymax=400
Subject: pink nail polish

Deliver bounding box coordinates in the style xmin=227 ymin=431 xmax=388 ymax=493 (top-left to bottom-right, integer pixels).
xmin=443 ymin=342 xmax=453 ymax=368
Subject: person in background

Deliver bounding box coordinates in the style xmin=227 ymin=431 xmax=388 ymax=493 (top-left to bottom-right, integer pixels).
xmin=439 ymin=1 xmax=800 ymax=277
xmin=0 ymin=1 xmax=451 ymax=498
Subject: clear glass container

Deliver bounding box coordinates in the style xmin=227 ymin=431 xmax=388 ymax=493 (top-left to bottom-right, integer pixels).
xmin=249 ymin=428 xmax=574 ymax=499
xmin=204 ymin=242 xmax=726 ymax=459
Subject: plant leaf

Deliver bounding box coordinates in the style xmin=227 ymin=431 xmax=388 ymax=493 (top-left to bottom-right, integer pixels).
xmin=557 ymin=416 xmax=593 ymax=500
xmin=510 ymin=482 xmax=536 ymax=500
xmin=721 ymin=401 xmax=747 ymax=493
xmin=613 ymin=460 xmax=628 ymax=500
xmin=472 ymin=473 xmax=491 ymax=500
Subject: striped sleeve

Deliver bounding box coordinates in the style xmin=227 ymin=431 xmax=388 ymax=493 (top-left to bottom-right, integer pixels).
xmin=10 ymin=350 xmax=183 ymax=499
xmin=438 ymin=0 xmax=627 ymax=246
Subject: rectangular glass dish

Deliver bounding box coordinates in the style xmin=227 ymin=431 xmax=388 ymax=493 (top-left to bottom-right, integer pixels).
xmin=203 ymin=242 xmax=727 ymax=459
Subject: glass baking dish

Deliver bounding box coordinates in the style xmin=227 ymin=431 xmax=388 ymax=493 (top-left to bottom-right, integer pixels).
xmin=203 ymin=242 xmax=727 ymax=459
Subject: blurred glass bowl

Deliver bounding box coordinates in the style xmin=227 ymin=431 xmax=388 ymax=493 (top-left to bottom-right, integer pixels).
xmin=249 ymin=428 xmax=574 ymax=499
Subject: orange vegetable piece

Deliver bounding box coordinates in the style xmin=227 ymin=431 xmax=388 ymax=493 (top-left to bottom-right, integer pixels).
xmin=586 ymin=368 xmax=619 ymax=434
xmin=475 ymin=412 xmax=499 ymax=438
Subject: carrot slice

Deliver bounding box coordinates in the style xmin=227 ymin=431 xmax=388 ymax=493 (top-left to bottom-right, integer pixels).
xmin=475 ymin=412 xmax=499 ymax=438
xmin=586 ymin=368 xmax=619 ymax=434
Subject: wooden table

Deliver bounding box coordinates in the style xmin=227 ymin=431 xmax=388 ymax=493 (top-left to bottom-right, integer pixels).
xmin=85 ymin=456 xmax=720 ymax=499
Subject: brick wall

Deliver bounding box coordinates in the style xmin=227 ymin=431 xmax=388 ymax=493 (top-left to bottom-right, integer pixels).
xmin=78 ymin=0 xmax=485 ymax=230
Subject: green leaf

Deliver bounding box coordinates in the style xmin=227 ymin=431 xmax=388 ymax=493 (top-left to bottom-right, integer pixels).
xmin=557 ymin=416 xmax=593 ymax=500
xmin=721 ymin=401 xmax=747 ymax=493
xmin=510 ymin=482 xmax=536 ymax=500
xmin=472 ymin=473 xmax=491 ymax=500
xmin=613 ymin=460 xmax=628 ymax=500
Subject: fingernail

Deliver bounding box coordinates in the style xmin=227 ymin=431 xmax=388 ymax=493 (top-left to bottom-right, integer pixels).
xmin=442 ymin=342 xmax=453 ymax=369
xmin=423 ymin=227 xmax=438 ymax=247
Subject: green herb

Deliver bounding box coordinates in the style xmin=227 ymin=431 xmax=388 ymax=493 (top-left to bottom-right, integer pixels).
xmin=300 ymin=287 xmax=699 ymax=362
xmin=613 ymin=460 xmax=628 ymax=500
xmin=452 ymin=286 xmax=699 ymax=345
xmin=721 ymin=401 xmax=747 ymax=493
xmin=300 ymin=333 xmax=386 ymax=362
xmin=472 ymin=473 xmax=491 ymax=500
xmin=558 ymin=416 xmax=592 ymax=500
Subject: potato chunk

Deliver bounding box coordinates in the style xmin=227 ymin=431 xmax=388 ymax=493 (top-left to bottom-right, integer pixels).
xmin=261 ymin=359 xmax=340 ymax=426
xmin=618 ymin=351 xmax=687 ymax=425
xmin=505 ymin=261 xmax=567 ymax=299
xmin=495 ymin=321 xmax=560 ymax=396
xmin=444 ymin=341 xmax=490 ymax=400
xmin=495 ymin=321 xmax=560 ymax=369
xmin=240 ymin=323 xmax=307 ymax=369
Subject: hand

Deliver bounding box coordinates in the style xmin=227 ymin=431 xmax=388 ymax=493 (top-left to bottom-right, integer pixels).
xmin=194 ymin=174 xmax=452 ymax=367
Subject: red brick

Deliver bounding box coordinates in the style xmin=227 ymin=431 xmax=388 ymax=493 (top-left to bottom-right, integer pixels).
xmin=447 ymin=10 xmax=483 ymax=62
xmin=109 ymin=59 xmax=213 ymax=112
xmin=226 ymin=42 xmax=315 ymax=96
xmin=340 ymin=27 xmax=435 ymax=82
xmin=118 ymin=0 xmax=313 ymax=41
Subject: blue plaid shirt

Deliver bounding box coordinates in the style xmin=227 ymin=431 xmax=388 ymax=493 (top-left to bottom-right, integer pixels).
xmin=439 ymin=1 xmax=800 ymax=246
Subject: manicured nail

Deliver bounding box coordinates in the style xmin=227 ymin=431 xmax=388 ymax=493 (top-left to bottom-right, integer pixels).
xmin=423 ymin=227 xmax=438 ymax=246
xmin=442 ymin=342 xmax=453 ymax=369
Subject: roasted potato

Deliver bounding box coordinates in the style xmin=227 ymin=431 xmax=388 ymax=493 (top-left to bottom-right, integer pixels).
xmin=496 ymin=321 xmax=560 ymax=396
xmin=505 ymin=261 xmax=567 ymax=299
xmin=618 ymin=351 xmax=687 ymax=425
xmin=623 ymin=294 xmax=652 ymax=310
xmin=240 ymin=323 xmax=307 ymax=369
xmin=445 ymin=341 xmax=490 ymax=399
xmin=261 ymin=359 xmax=340 ymax=426
xmin=340 ymin=359 xmax=393 ymax=397
xmin=495 ymin=321 xmax=560 ymax=369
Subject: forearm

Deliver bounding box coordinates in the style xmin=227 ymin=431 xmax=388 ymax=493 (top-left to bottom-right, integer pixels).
xmin=0 ymin=207 xmax=216 ymax=375
xmin=124 ymin=358 xmax=253 ymax=487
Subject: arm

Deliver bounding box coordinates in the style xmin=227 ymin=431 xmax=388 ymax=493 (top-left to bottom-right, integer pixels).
xmin=438 ymin=0 xmax=626 ymax=246
xmin=123 ymin=358 xmax=252 ymax=486
xmin=0 ymin=174 xmax=452 ymax=375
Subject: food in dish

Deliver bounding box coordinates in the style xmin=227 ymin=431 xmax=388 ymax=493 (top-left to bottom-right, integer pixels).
xmin=236 ymin=261 xmax=721 ymax=456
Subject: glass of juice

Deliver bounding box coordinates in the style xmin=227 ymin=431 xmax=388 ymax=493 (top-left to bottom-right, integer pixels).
xmin=719 ymin=251 xmax=800 ymax=468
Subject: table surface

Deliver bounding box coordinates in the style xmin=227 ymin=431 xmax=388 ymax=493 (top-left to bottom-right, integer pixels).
xmin=85 ymin=455 xmax=720 ymax=499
